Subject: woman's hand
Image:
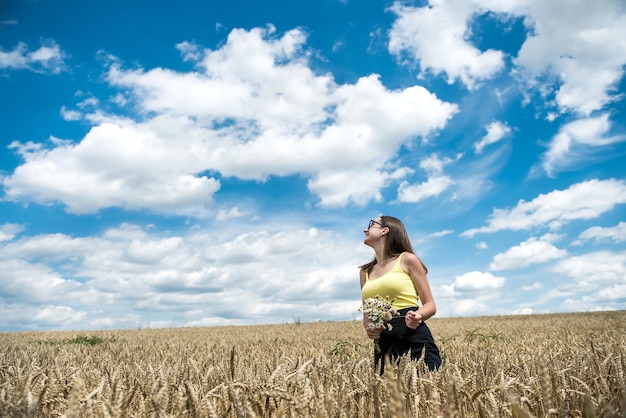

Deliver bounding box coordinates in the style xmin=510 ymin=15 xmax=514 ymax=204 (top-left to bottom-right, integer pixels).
xmin=405 ymin=310 xmax=423 ymax=329
xmin=365 ymin=325 xmax=384 ymax=340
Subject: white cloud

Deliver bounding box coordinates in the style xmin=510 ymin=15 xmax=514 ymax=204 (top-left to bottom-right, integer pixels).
xmin=559 ymin=282 xmax=626 ymax=312
xmin=511 ymin=307 xmax=535 ymax=315
xmin=398 ymin=175 xmax=455 ymax=203
xmin=308 ymin=168 xmax=386 ymax=207
xmin=0 ymin=223 xmax=24 ymax=242
xmin=538 ymin=114 xmax=626 ymax=177
xmin=489 ymin=235 xmax=567 ymax=270
xmin=515 ymin=0 xmax=626 ymax=115
xmin=60 ymin=106 xmax=82 ymax=121
xmin=444 ymin=270 xmax=506 ymax=293
xmin=216 ymin=207 xmax=247 ymax=221
xmin=33 ymin=305 xmax=87 ymax=327
xmin=576 ymin=222 xmax=626 ymax=244
xmin=176 ymin=41 xmax=203 ymax=62
xmin=388 ymin=0 xmax=509 ymax=89
xmin=0 ymin=223 xmax=368 ymax=330
xmin=3 ymin=27 xmax=458 ymax=214
xmin=541 ymin=250 xmax=626 ymax=312
xmin=3 ymin=120 xmax=222 ymax=216
xmin=462 ymin=178 xmax=626 ymax=236
xmin=397 ymin=153 xmax=456 ymax=203
xmin=0 ymin=40 xmax=66 ymax=73
xmin=552 ymin=250 xmax=626 ymax=285
xmin=387 ymin=0 xmax=626 ymax=115
xmin=77 ymin=97 xmax=99 ymax=108
xmin=474 ymin=121 xmax=512 ymax=154
xmin=593 ymin=284 xmax=626 ymax=302
xmin=429 ymin=230 xmax=454 ymax=238
xmin=520 ymin=281 xmax=542 ymax=291
xmin=0 ymin=259 xmax=82 ymax=306
xmin=449 ymin=299 xmax=489 ymax=315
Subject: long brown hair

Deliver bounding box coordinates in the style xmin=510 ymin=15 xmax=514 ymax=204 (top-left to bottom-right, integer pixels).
xmin=360 ymin=215 xmax=428 ymax=274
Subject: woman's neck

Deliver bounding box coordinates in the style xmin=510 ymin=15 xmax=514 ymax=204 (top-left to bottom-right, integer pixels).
xmin=375 ymin=250 xmax=394 ymax=266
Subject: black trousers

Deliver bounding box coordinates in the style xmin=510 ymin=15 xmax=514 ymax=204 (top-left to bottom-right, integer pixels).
xmin=374 ymin=307 xmax=442 ymax=374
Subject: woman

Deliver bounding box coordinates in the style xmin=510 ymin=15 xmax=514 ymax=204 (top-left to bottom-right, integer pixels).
xmin=360 ymin=215 xmax=442 ymax=373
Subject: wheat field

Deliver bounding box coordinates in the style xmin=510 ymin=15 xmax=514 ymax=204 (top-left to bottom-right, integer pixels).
xmin=1 ymin=311 xmax=624 ymax=417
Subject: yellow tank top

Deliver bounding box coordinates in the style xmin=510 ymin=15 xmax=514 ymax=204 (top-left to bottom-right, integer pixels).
xmin=361 ymin=253 xmax=420 ymax=310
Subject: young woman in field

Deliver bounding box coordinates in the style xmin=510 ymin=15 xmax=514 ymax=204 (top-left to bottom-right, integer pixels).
xmin=360 ymin=215 xmax=442 ymax=374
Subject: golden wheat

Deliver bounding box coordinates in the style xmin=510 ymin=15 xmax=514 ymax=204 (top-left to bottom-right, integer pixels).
xmin=0 ymin=311 xmax=624 ymax=417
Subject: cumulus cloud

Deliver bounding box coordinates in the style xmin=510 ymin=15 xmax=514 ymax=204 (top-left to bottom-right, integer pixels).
xmin=520 ymin=282 xmax=542 ymax=291
xmin=60 ymin=106 xmax=82 ymax=121
xmin=592 ymin=284 xmax=626 ymax=302
xmin=3 ymin=120 xmax=222 ymax=216
xmin=511 ymin=307 xmax=535 ymax=315
xmin=575 ymin=222 xmax=626 ymax=244
xmin=462 ymin=178 xmax=626 ymax=236
xmin=515 ymin=0 xmax=626 ymax=115
xmin=552 ymin=250 xmax=626 ymax=285
xmin=489 ymin=234 xmax=567 ymax=270
xmin=387 ymin=0 xmax=626 ymax=115
xmin=559 ymin=281 xmax=626 ymax=312
xmin=397 ymin=153 xmax=457 ymax=203
xmin=474 ymin=121 xmax=512 ymax=154
xmin=0 ymin=223 xmax=368 ymax=330
xmin=437 ymin=270 xmax=509 ymax=317
xmin=441 ymin=271 xmax=506 ymax=295
xmin=455 ymin=270 xmax=506 ymax=290
xmin=449 ymin=299 xmax=489 ymax=315
xmin=0 ymin=223 xmax=24 ymax=242
xmin=388 ymin=0 xmax=510 ymax=89
xmin=0 ymin=40 xmax=66 ymax=73
xmin=215 ymin=207 xmax=247 ymax=221
xmin=398 ymin=176 xmax=454 ymax=204
xmin=2 ymin=26 xmax=457 ymax=213
xmin=537 ymin=114 xmax=626 ymax=177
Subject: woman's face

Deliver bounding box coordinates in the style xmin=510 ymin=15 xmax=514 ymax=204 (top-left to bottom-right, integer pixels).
xmin=363 ymin=217 xmax=386 ymax=245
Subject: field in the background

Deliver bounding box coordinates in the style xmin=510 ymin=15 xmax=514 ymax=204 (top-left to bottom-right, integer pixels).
xmin=1 ymin=311 xmax=625 ymax=417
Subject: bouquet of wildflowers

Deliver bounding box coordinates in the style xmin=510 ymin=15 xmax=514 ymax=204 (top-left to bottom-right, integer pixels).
xmin=359 ymin=296 xmax=400 ymax=351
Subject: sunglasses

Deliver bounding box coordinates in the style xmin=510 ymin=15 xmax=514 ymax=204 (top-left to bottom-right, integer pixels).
xmin=367 ymin=219 xmax=387 ymax=229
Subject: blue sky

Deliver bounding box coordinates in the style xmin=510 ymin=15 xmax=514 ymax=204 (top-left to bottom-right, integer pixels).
xmin=1 ymin=0 xmax=625 ymax=331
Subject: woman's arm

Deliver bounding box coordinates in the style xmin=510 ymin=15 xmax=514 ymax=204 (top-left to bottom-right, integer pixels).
xmin=402 ymin=252 xmax=437 ymax=328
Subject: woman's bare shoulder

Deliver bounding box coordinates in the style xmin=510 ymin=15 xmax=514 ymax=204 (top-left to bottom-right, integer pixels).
xmin=401 ymin=252 xmax=425 ymax=271
xmin=401 ymin=252 xmax=420 ymax=263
